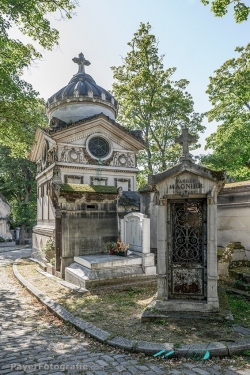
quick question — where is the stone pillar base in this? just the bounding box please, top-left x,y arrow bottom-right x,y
154,299 -> 219,312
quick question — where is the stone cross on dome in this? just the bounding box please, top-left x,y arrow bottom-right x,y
175,128 -> 197,163
72,53 -> 91,74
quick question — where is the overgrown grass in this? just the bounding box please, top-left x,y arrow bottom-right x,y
228,294 -> 250,328
15,259 -> 250,344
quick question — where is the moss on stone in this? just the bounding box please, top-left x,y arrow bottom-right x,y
226,242 -> 245,250
60,184 -> 118,194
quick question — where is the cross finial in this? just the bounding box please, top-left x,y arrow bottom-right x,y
72,53 -> 91,74
175,128 -> 197,163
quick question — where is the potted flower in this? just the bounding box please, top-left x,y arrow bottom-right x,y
114,239 -> 129,257
102,241 -> 117,255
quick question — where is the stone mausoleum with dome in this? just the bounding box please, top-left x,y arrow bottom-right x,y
30,53 -> 156,282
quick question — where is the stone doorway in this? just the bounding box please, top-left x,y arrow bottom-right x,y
167,199 -> 207,300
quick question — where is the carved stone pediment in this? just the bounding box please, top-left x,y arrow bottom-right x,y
60,146 -> 87,164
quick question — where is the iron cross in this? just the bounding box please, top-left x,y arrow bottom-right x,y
175,128 -> 197,158
72,53 -> 91,74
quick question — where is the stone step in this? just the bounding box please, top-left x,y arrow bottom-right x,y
229,267 -> 250,283
232,281 -> 250,292
65,262 -> 149,288
227,287 -> 250,298
74,253 -> 142,269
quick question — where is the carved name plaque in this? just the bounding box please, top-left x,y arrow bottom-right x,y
167,176 -> 203,197
126,217 -> 142,251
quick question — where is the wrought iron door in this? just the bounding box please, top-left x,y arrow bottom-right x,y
168,199 -> 207,299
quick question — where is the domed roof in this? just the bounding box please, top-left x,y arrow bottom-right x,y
46,53 -> 118,124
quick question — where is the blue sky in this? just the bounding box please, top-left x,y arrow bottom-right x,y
18,0 -> 249,154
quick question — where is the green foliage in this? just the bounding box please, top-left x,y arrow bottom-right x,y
0,146 -> 37,240
111,23 -> 204,175
200,0 -> 250,22
228,294 -> 250,328
0,0 -> 77,155
202,44 -> 250,180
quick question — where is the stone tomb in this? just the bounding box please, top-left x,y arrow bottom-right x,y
148,129 -> 225,312
120,212 -> 156,275
0,193 -> 12,244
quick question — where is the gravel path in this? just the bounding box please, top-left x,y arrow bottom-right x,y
0,248 -> 248,375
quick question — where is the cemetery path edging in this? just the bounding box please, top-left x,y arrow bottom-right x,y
13,258 -> 250,359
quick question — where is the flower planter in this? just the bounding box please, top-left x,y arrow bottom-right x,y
114,250 -> 127,257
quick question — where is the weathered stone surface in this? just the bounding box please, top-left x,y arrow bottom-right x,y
85,326 -> 111,343
175,342 -> 228,358
107,336 -> 136,351
135,341 -> 173,355
233,325 -> 250,336
227,339 -> 250,355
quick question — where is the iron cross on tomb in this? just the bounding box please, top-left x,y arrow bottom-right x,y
175,128 -> 197,162
72,53 -> 91,74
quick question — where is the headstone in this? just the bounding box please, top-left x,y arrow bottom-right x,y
120,212 -> 156,275
121,212 -> 149,253
148,128 -> 226,312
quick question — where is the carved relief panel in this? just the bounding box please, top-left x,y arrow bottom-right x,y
60,146 -> 87,164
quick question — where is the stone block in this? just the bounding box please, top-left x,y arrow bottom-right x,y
144,266 -> 157,275
135,341 -> 173,355
74,254 -> 142,269
107,336 -> 136,351
227,339 -> 250,356
85,326 -> 111,343
232,325 -> 250,336
175,342 -> 228,358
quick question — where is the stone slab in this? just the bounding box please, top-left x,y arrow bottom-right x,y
74,254 -> 142,269
154,299 -> 219,313
0,241 -> 15,247
175,342 -> 228,358
85,326 -> 111,343
135,341 -> 173,355
65,262 -> 144,286
107,336 -> 137,351
227,339 -> 250,355
233,325 -> 250,336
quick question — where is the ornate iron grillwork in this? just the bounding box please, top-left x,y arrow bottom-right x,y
171,201 -> 205,263
89,137 -> 109,158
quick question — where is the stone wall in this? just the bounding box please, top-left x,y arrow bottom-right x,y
217,181 -> 250,252
61,206 -> 118,259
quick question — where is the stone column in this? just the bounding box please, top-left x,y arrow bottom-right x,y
120,218 -> 124,242
55,209 -> 62,274
156,202 -> 167,300
207,194 -> 219,309
142,217 -> 150,254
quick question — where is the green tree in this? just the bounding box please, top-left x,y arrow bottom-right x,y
111,22 -> 204,175
202,43 -> 250,180
0,146 -> 37,244
200,0 -> 250,23
0,0 -> 76,155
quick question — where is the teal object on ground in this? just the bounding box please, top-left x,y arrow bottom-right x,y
162,350 -> 175,358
